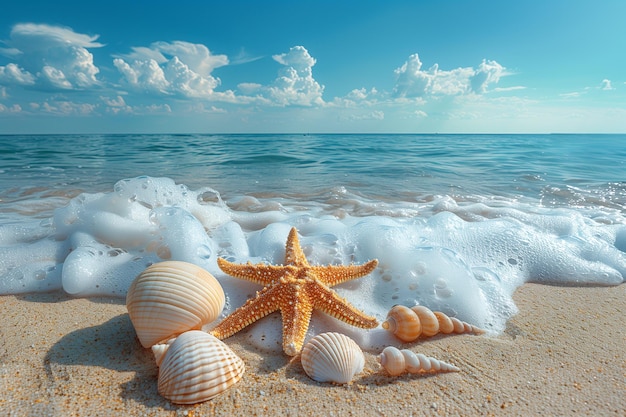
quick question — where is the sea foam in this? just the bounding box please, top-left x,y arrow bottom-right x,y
1,176 -> 624,351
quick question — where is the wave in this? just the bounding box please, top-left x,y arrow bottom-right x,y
1,176 -> 624,351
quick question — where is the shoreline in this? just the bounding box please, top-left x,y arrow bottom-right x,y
1,283 -> 624,416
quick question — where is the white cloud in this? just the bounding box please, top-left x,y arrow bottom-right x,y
237,82 -> 263,94
393,53 -> 505,98
0,63 -> 35,86
0,23 -> 102,90
40,65 -> 72,89
470,59 -> 505,93
153,41 -> 228,76
0,103 -> 22,113
164,56 -> 220,97
8,23 -> 103,49
101,95 -> 132,114
393,54 -> 431,97
340,110 -> 385,121
264,46 -> 324,106
330,87 -> 381,108
143,103 -> 172,113
113,58 -> 170,93
114,41 -> 228,99
38,100 -> 97,115
185,102 -> 227,114
560,91 -> 581,99
117,42 -> 228,76
492,86 -> 526,92
601,79 -> 613,90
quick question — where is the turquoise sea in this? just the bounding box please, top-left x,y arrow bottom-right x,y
1,133 -> 625,347
2,134 -> 625,215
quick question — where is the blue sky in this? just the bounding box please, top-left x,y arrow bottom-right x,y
1,0 -> 625,133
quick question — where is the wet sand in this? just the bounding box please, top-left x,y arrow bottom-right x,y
1,283 -> 624,416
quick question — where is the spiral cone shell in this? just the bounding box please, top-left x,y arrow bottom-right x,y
381,305 -> 421,342
126,261 -> 225,348
301,332 -> 365,384
157,330 -> 245,404
382,304 -> 484,342
378,346 -> 460,376
411,305 -> 439,337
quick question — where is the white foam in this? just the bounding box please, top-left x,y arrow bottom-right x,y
1,176 -> 624,351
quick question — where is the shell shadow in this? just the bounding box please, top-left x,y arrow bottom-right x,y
43,313 -> 172,409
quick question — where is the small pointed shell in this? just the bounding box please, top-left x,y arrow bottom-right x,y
301,332 -> 365,384
126,261 -> 225,348
378,346 -> 460,376
382,304 -> 484,342
157,330 -> 245,404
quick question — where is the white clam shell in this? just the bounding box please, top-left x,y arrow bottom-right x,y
301,332 -> 365,384
126,261 -> 225,348
157,330 -> 245,404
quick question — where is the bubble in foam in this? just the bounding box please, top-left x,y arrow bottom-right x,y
149,206 -> 215,266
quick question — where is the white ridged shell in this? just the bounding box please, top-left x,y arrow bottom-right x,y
157,330 -> 245,404
126,261 -> 225,348
378,346 -> 460,376
301,332 -> 365,384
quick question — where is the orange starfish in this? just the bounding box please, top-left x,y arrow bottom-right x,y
210,227 -> 379,356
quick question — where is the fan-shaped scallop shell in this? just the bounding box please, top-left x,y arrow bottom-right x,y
381,305 -> 484,343
126,261 -> 225,348
301,332 -> 365,384
157,330 -> 245,404
378,346 -> 460,376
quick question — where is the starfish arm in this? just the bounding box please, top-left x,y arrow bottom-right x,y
217,257 -> 289,285
310,259 -> 378,287
284,227 -> 310,267
278,286 -> 314,356
311,283 -> 379,329
210,284 -> 282,340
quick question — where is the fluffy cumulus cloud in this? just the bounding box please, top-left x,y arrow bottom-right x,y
0,63 -> 36,86
393,53 -> 505,98
0,23 -> 102,90
266,46 -> 324,106
113,41 -> 229,99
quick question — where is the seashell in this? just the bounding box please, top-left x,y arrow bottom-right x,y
157,330 -> 245,404
411,305 -> 440,336
381,305 -> 484,343
126,261 -> 225,348
152,337 -> 176,367
301,332 -> 365,384
378,346 -> 460,376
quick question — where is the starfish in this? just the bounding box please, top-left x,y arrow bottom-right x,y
210,227 -> 379,356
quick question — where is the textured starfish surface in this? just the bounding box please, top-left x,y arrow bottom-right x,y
210,227 -> 379,356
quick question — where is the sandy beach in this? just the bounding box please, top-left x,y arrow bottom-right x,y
1,283 -> 624,416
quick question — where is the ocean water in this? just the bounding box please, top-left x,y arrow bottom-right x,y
1,134 -> 625,351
